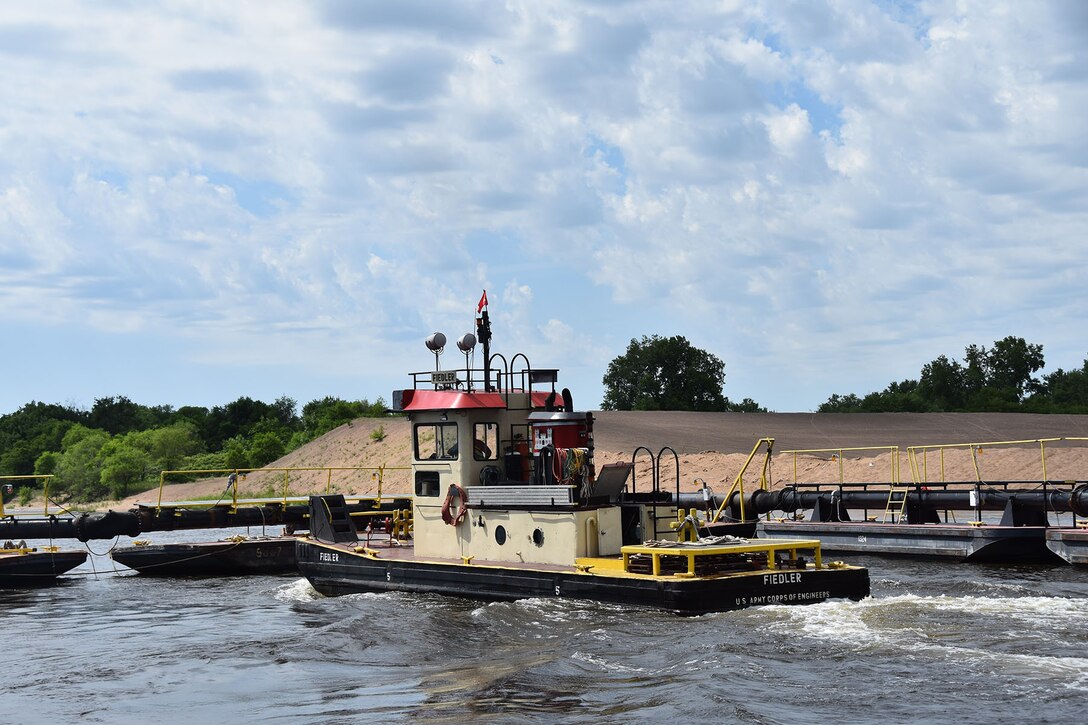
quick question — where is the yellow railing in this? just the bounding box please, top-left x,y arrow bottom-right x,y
906,438 -> 1064,485
779,445 -> 900,486
907,436 -> 1088,526
155,465 -> 411,511
0,474 -> 54,518
708,437 -> 775,523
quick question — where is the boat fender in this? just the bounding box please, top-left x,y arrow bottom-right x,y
441,484 -> 469,526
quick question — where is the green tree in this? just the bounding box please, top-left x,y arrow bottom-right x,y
0,402 -> 83,475
984,336 -> 1045,399
89,396 -> 144,435
99,442 -> 152,499
601,335 -> 738,411
297,396 -> 387,444
221,435 -> 250,471
34,450 -> 59,475
1031,358 -> 1088,412
247,431 -> 285,468
53,426 -> 111,501
818,393 -> 862,413
820,336 -> 1053,413
918,355 -> 966,410
146,423 -> 201,471
725,397 -> 767,413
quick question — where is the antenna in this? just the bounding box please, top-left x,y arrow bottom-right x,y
425,332 -> 446,371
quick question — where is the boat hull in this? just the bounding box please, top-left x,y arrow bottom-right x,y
110,537 -> 298,576
758,520 -> 1057,563
295,539 -> 870,615
0,550 -> 87,586
1045,528 -> 1088,565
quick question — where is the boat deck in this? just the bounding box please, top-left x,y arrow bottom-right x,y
321,536 -> 829,580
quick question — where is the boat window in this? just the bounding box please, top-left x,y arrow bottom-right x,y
415,422 -> 458,460
473,422 -> 498,461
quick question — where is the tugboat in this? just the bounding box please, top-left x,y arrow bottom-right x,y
295,294 -> 870,614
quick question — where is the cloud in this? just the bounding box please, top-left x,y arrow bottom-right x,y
1,0 -> 1086,414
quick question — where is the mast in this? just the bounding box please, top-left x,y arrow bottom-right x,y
476,290 -> 492,391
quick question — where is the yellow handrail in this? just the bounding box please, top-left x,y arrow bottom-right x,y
905,438 -> 1064,485
708,437 -> 774,523
779,445 -> 900,486
0,474 -> 54,518
155,465 -> 411,513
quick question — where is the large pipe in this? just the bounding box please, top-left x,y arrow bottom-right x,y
674,483 -> 1088,520
0,499 -> 410,542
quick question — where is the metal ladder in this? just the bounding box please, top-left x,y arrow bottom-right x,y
882,487 -> 911,523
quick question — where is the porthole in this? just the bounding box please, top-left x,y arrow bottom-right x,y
532,528 -> 545,547
495,525 -> 507,546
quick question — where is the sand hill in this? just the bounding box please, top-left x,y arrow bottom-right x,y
117,412 -> 1088,508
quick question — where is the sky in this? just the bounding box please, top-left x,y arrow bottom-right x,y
1,0 -> 1086,416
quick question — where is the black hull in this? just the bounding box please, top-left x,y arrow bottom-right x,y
1046,528 -> 1088,565
0,550 -> 87,586
110,538 -> 298,576
295,540 -> 870,615
758,520 -> 1059,563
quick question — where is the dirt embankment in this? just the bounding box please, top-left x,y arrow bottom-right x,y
101,412 -> 1088,509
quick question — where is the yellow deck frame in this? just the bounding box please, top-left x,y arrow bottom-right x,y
619,538 -> 823,578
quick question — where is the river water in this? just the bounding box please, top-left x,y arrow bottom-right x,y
4,528 -> 1087,724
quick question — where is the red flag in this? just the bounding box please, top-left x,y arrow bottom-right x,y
477,290 -> 488,312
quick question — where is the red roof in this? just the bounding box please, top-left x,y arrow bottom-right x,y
399,389 -> 554,411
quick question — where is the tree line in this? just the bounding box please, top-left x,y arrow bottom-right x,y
0,395 -> 389,503
819,336 -> 1088,413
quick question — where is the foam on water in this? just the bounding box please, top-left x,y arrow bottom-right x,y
759,592 -> 1088,693
273,577 -> 323,602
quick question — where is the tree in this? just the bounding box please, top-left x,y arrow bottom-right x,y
52,426 -> 111,500
985,336 -> 1045,400
1032,357 -> 1088,412
0,402 -> 83,475
725,397 -> 767,413
819,393 -> 862,413
247,431 -> 285,468
819,336 -> 1059,413
601,335 -> 735,411
221,435 -> 250,471
99,442 -> 152,499
297,396 -> 387,445
146,423 -> 201,471
89,396 -> 144,435
918,354 -> 966,410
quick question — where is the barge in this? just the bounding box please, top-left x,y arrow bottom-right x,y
110,535 -> 299,576
0,542 -> 87,586
730,441 -> 1088,563
295,294 -> 870,614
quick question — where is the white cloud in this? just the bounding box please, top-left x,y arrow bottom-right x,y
1,0 -> 1086,414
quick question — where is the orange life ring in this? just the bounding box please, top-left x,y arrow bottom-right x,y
441,484 -> 469,526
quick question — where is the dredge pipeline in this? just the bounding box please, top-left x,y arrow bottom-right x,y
676,482 -> 1088,523
0,498 -> 410,542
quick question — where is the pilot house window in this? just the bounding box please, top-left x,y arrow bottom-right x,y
415,422 -> 458,460
473,422 -> 498,461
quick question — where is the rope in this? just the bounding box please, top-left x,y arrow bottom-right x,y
551,447 -> 589,485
